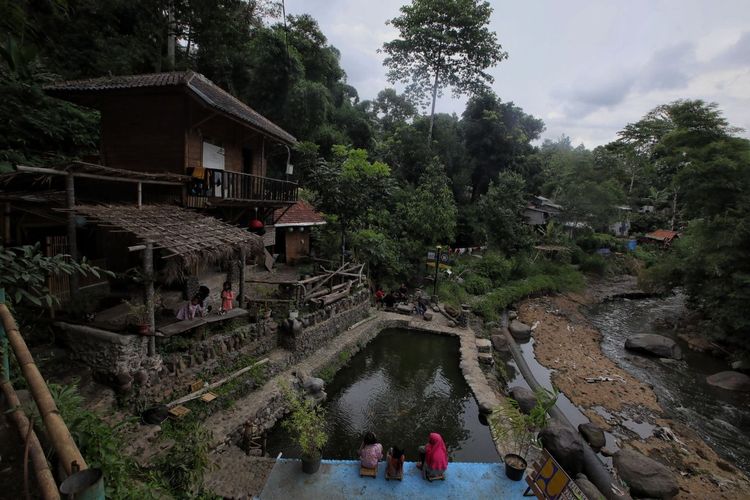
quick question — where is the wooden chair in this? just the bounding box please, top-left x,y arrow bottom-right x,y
385,468 -> 403,481
359,465 -> 378,478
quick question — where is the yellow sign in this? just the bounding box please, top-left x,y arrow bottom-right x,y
524,450 -> 587,499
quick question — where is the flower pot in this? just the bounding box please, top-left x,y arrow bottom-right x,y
503,453 -> 527,481
301,452 -> 322,474
137,323 -> 151,335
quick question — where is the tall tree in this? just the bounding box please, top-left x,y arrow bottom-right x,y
381,0 -> 507,144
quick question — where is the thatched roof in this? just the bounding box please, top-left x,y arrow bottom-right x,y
67,204 -> 264,280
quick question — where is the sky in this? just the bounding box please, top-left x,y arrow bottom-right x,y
285,0 -> 750,148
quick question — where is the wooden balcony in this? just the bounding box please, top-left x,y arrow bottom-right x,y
185,168 -> 298,208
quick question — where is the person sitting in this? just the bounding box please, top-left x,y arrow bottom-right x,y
398,283 -> 408,297
176,295 -> 204,320
383,292 -> 396,309
417,432 -> 448,480
358,431 -> 383,471
385,446 -> 405,480
374,286 -> 385,309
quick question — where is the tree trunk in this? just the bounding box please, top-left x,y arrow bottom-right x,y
670,189 -> 678,230
167,4 -> 176,68
427,70 -> 440,146
65,173 -> 79,296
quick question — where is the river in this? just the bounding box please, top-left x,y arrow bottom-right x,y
585,293 -> 750,475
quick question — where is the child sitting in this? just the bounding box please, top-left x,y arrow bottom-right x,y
176,295 -> 204,320
386,446 -> 405,479
220,281 -> 235,315
358,431 -> 383,470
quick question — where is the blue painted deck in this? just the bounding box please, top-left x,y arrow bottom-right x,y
259,459 -> 528,499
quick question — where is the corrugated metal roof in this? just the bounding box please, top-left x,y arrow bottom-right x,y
644,229 -> 680,241
44,71 -> 296,145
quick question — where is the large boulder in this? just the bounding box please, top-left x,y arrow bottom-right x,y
575,474 -> 606,500
614,448 -> 679,499
509,320 -> 532,341
476,338 -> 492,354
706,371 -> 750,392
539,422 -> 585,475
509,386 -> 537,414
303,377 -> 325,394
578,422 -> 606,451
491,334 -> 509,352
624,334 -> 682,360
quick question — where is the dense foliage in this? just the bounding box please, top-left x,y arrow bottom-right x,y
2,2 -> 749,352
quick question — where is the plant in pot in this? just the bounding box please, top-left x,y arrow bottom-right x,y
123,298 -> 151,335
489,388 -> 557,481
281,384 -> 328,474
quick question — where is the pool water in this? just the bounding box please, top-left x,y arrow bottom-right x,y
266,328 -> 500,463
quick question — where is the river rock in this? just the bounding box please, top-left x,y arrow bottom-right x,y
478,352 -> 494,365
539,422 -> 585,475
578,422 -> 606,451
613,448 -> 679,499
575,473 -> 606,500
509,320 -> 532,341
509,386 -> 537,414
423,311 -> 433,321
624,334 -> 682,360
508,310 -> 518,320
303,377 -> 325,394
731,360 -> 750,373
706,371 -> 750,392
476,338 -> 492,354
491,334 -> 509,352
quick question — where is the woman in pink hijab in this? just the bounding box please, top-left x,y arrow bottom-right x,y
417,432 -> 448,479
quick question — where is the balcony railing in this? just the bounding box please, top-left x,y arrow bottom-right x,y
187,168 -> 298,206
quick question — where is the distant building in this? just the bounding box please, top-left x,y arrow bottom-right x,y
641,229 -> 680,247
610,205 -> 632,237
524,196 -> 563,226
273,200 -> 326,264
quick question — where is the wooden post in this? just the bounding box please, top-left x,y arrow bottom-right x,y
143,241 -> 156,356
238,246 -> 247,308
137,182 -> 143,209
66,173 -> 79,295
3,202 -> 10,244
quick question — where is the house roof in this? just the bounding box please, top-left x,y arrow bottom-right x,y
44,71 -> 296,145
273,200 -> 326,227
643,229 -> 680,242
65,204 -> 264,281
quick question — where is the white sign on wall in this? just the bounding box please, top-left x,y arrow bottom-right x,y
202,141 -> 225,170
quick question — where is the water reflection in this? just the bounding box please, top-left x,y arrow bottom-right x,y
266,329 -> 499,462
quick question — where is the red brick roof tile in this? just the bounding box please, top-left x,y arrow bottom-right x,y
273,200 -> 326,227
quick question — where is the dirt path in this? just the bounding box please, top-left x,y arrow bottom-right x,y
518,293 -> 750,499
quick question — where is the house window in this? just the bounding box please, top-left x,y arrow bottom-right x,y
202,141 -> 225,170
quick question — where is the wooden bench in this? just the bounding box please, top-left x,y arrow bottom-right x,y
385,469 -> 403,481
359,465 -> 378,478
426,472 -> 445,482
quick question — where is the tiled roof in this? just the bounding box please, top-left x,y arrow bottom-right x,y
273,200 -> 326,227
44,71 -> 296,144
644,229 -> 680,241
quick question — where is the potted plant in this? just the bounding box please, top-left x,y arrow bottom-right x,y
123,298 -> 151,335
489,388 -> 557,481
281,384 -> 328,474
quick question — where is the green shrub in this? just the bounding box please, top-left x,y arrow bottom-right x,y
438,280 -> 470,309
472,252 -> 512,284
578,254 -> 608,276
463,274 -> 493,295
576,233 -> 626,253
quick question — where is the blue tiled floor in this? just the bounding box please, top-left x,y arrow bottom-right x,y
259,459 -> 528,499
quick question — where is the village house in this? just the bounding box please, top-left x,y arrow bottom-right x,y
523,195 -> 563,226
273,200 -> 326,264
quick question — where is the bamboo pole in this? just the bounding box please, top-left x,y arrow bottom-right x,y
144,242 -> 155,357
0,380 -> 61,500
167,358 -> 269,407
0,303 -> 87,475
66,173 -> 79,295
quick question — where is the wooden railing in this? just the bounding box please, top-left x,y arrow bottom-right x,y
187,168 -> 298,204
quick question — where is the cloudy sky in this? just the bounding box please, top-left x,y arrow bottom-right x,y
285,0 -> 750,147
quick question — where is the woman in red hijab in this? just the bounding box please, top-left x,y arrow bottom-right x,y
417,432 -> 448,479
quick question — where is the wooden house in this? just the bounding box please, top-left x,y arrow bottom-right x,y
273,200 -> 326,264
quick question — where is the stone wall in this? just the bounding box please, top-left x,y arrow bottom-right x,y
279,289 -> 370,361
57,323 -> 152,378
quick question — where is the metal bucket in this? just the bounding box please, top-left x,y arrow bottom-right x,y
59,468 -> 104,500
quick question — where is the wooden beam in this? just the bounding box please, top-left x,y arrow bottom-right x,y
15,165 -> 184,186
137,182 -> 142,208
65,173 -> 79,295
143,242 -> 156,357
238,246 -> 247,307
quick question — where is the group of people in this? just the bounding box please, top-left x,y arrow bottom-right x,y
175,281 -> 236,320
373,284 -> 428,316
358,431 -> 448,480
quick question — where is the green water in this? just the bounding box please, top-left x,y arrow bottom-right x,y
266,328 -> 499,462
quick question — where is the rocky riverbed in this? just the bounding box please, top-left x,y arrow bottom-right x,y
518,290 -> 750,499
